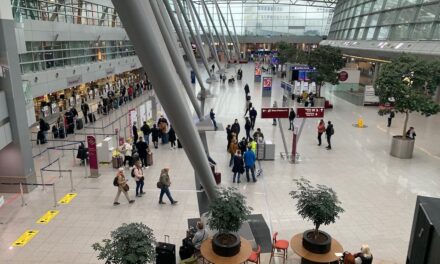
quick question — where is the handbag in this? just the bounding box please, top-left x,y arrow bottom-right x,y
156,181 -> 163,189
123,184 -> 129,192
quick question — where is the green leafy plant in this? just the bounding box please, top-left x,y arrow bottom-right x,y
276,41 -> 307,66
207,187 -> 252,233
92,223 -> 156,264
375,55 -> 440,137
290,178 -> 344,239
308,46 -> 345,97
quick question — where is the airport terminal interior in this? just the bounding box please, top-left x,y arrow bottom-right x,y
1,0 -> 440,264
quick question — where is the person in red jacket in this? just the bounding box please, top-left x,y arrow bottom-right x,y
317,119 -> 326,146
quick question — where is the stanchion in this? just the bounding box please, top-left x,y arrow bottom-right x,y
69,170 -> 74,192
84,158 -> 88,178
38,142 -> 42,159
52,183 -> 57,207
19,182 -> 26,207
57,159 -> 62,178
72,148 -> 75,164
48,149 -> 51,163
40,169 -> 46,191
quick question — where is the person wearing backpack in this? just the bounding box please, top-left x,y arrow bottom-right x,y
388,110 -> 395,127
133,161 -> 145,197
325,121 -> 334,150
113,168 -> 135,205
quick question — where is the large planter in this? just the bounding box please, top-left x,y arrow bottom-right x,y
302,230 -> 332,254
314,97 -> 326,108
212,232 -> 241,257
390,136 -> 415,159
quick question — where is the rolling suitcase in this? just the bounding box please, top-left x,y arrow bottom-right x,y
147,152 -> 153,166
177,139 -> 183,149
179,245 -> 194,261
76,118 -> 83,130
156,235 -> 176,264
58,127 -> 66,139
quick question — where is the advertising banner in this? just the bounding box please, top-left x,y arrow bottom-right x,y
254,68 -> 262,82
87,135 -> 99,177
261,108 -> 290,119
263,77 -> 272,91
296,107 -> 325,118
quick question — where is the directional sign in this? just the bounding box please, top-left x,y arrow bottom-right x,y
261,108 -> 290,119
296,107 -> 325,118
11,230 -> 39,247
36,210 -> 59,224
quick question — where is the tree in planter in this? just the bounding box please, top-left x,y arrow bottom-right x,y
308,46 -> 345,97
289,178 -> 344,239
92,222 -> 156,264
375,55 -> 440,138
276,42 -> 307,67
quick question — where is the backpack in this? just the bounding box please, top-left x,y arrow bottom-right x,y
131,168 -> 136,178
331,127 -> 335,135
113,176 -> 119,186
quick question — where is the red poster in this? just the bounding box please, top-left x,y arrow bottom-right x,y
261,108 -> 289,119
263,77 -> 272,90
296,107 -> 325,118
87,136 -> 98,170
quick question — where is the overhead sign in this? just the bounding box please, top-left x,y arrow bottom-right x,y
261,107 -> 289,119
296,107 -> 325,118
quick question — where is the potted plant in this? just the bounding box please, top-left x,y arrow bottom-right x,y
92,222 -> 156,264
375,55 -> 440,159
289,178 -> 344,254
308,46 -> 345,106
207,187 -> 252,257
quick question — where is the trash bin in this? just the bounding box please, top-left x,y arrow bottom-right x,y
190,70 -> 196,84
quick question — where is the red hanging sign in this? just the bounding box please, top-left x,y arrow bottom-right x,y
261,108 -> 290,119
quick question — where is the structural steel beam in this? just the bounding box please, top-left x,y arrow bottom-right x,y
213,0 -> 239,60
111,0 -> 217,201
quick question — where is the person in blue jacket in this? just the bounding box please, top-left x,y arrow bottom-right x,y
243,147 -> 257,182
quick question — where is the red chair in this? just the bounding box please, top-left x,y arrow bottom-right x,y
247,245 -> 261,264
269,232 -> 289,264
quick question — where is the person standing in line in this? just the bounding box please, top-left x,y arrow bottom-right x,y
253,128 -> 264,142
244,99 -> 252,117
226,124 -> 232,151
248,138 -> 257,154
249,107 -> 257,130
388,110 -> 395,127
168,125 -> 177,149
244,147 -> 257,182
210,109 -> 218,130
81,101 -> 89,124
325,121 -> 334,150
114,168 -> 135,205
272,101 -> 278,125
406,127 -> 416,139
232,150 -> 244,183
151,124 -> 160,149
158,168 -> 178,205
244,83 -> 250,97
244,117 -> 252,141
228,136 -> 238,167
132,122 -> 139,144
238,137 -> 248,156
231,119 -> 241,139
140,121 -> 151,145
121,139 -> 133,168
136,137 -> 148,168
288,108 -> 296,130
133,161 -> 145,197
317,119 -> 326,146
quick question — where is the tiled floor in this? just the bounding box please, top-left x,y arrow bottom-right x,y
1,62 -> 440,264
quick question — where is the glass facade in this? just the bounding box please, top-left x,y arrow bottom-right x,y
328,0 -> 440,41
19,41 -> 135,74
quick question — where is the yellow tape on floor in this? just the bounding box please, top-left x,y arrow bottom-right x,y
36,210 -> 59,224
58,193 -> 77,204
11,230 -> 39,247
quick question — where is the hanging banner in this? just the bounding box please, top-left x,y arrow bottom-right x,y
87,135 -> 99,177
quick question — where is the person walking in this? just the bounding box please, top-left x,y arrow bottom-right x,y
288,108 -> 296,130
210,109 -> 218,130
228,137 -> 238,167
232,150 -> 244,183
121,139 -> 133,168
244,117 -> 252,141
249,107 -> 257,130
81,101 -> 89,124
114,168 -> 135,205
244,147 -> 257,182
244,99 -> 252,117
132,122 -> 139,144
158,168 -> 178,205
133,160 -> 145,197
211,64 -> 215,73
317,119 -> 326,146
151,124 -> 160,149
231,119 -> 241,139
168,125 -> 177,149
226,124 -> 232,151
140,121 -> 151,145
272,101 -> 278,125
244,83 -> 250,97
136,137 -> 148,168
388,110 -> 395,127
325,121 -> 334,150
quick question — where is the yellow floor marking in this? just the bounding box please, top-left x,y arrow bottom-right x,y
11,230 -> 39,247
58,193 -> 77,204
36,210 -> 59,224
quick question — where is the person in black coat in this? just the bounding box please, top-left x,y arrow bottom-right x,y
288,108 -> 296,130
244,83 -> 250,96
249,107 -> 257,130
238,137 -> 248,155
135,137 -> 148,168
244,117 -> 252,140
168,125 -> 177,149
151,124 -> 160,149
325,121 -> 334,150
132,122 -> 139,143
226,124 -> 232,151
140,121 -> 151,145
231,119 -> 240,138
232,150 -> 244,183
81,102 -> 89,124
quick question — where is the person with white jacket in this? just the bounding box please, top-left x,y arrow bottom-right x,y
121,139 -> 133,168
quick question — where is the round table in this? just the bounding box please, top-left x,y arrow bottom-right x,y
290,233 -> 343,264
200,237 -> 253,264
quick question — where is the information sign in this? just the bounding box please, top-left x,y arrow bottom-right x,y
296,107 -> 325,118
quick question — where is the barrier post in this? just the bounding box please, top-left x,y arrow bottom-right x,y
72,148 -> 75,164
69,170 -> 74,192
52,183 -> 57,207
19,182 -> 26,207
40,169 -> 46,191
38,142 -> 42,159
47,149 -> 51,163
84,158 -> 88,178
57,159 -> 62,178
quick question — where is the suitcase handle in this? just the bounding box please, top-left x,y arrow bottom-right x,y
164,235 -> 170,243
